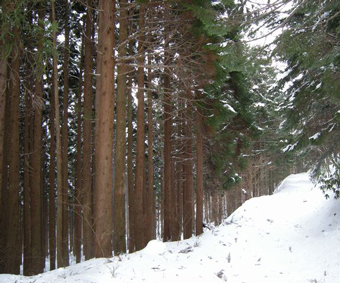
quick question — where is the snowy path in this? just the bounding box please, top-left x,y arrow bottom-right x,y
1,173 -> 339,283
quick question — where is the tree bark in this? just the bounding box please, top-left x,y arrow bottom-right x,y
0,34 -> 8,275
113,0 -> 128,255
49,75 -> 56,270
74,34 -> 84,264
83,0 -> 94,260
146,48 -> 155,243
127,40 -> 135,253
51,0 -> 65,269
0,54 -> 7,221
135,3 -> 146,251
61,0 -> 70,266
0,64 -> 10,274
196,111 -> 204,236
7,27 -> 21,275
94,0 -> 115,258
183,94 -> 193,239
31,8 -> 44,273
163,3 -> 172,242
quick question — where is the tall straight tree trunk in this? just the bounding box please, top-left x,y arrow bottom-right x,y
135,3 -> 146,251
163,3 -> 172,242
83,0 -> 94,260
23,61 -> 32,276
61,0 -> 70,267
41,159 -> 48,268
94,0 -> 115,258
183,93 -> 193,239
49,77 -> 56,270
175,98 -> 185,239
113,0 -> 128,255
196,110 -> 204,236
146,48 -> 155,243
0,67 -> 11,272
51,0 -> 65,269
7,27 -> 21,275
0,53 -> 7,222
23,9 -> 34,274
0,8 -> 10,272
31,8 -> 44,273
127,40 -> 135,253
74,35 -> 84,264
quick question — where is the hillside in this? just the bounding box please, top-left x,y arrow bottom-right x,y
1,172 -> 339,283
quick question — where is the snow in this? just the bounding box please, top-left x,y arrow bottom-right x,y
1,173 -> 340,282
309,132 -> 321,140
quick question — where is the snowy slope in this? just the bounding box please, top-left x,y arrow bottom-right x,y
1,172 -> 339,283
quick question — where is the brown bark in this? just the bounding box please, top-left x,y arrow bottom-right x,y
127,41 -> 135,253
163,3 -> 172,242
49,76 -> 56,270
51,0 -> 65,269
146,50 -> 155,243
135,3 -> 146,251
94,0 -> 115,258
196,111 -> 204,236
74,35 -> 84,264
60,0 -> 70,266
218,193 -> 223,225
41,163 -> 48,267
0,68 -> 12,273
7,28 -> 21,274
23,62 -> 32,275
183,95 -> 194,239
113,0 -> 128,255
176,99 -> 185,239
0,65 -> 10,274
83,0 -> 94,260
23,9 -> 35,274
31,8 -> 44,273
0,55 -> 7,217
212,190 -> 217,224
175,152 -> 183,240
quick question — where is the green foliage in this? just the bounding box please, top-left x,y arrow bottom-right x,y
268,0 -> 340,193
311,157 -> 340,199
0,0 -> 26,58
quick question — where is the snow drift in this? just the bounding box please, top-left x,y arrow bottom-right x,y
1,172 -> 339,283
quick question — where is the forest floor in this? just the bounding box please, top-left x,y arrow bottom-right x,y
1,172 -> 340,283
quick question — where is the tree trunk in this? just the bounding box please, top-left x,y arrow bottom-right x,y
74,34 -> 84,264
183,94 -> 193,239
0,54 -> 7,224
83,0 -> 94,260
31,9 -> 44,273
7,27 -> 21,275
135,2 -> 147,250
146,49 -> 155,243
0,79 -> 10,274
94,0 -> 115,258
127,40 -> 135,253
196,111 -> 204,236
0,8 -> 10,273
51,0 -> 65,269
135,3 -> 146,251
113,0 -> 128,255
176,98 -> 185,239
49,75 -> 56,270
23,61 -> 33,276
61,0 -> 70,267
163,3 -> 172,242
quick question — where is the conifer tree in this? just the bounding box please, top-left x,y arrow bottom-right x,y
135,3 -> 146,251
94,0 -> 115,258
114,0 -> 128,255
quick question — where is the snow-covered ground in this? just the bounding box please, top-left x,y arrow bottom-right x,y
1,172 -> 339,283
